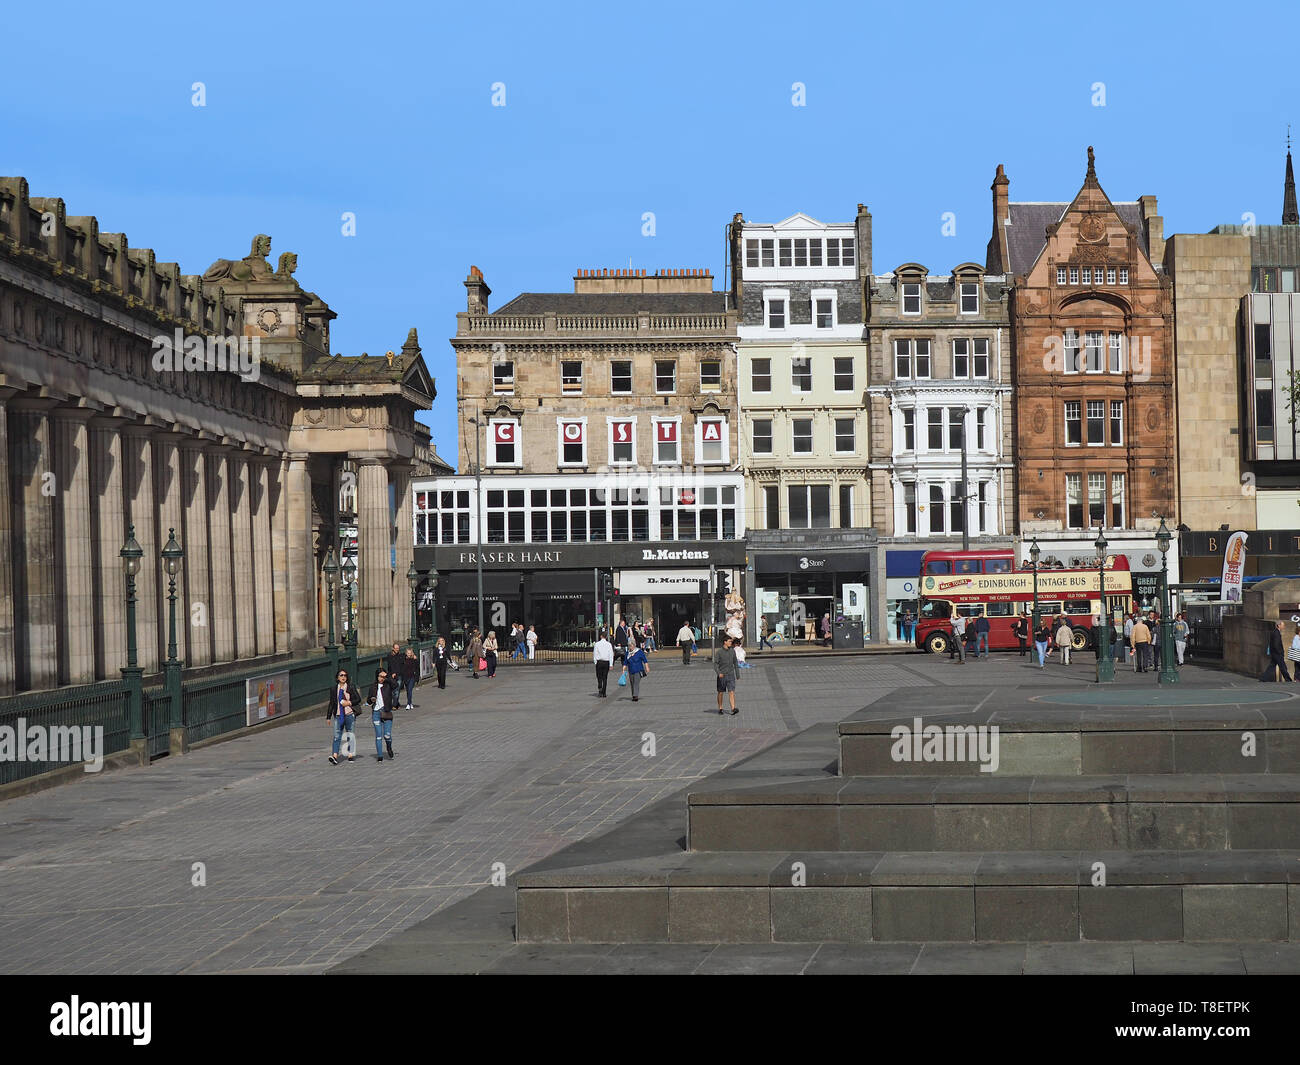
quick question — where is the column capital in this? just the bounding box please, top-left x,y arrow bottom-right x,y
177,430 -> 220,453
50,404 -> 99,424
352,453 -> 390,467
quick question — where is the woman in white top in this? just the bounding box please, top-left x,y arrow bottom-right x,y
1289,630 -> 1300,683
526,624 -> 538,660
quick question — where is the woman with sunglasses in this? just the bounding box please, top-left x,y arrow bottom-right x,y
326,668 -> 362,765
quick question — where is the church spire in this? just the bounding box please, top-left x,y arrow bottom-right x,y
1284,127 -> 1299,226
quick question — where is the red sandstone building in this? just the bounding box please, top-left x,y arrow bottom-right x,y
988,148 -> 1177,557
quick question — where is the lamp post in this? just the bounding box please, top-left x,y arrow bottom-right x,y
1156,516 -> 1179,685
407,560 -> 420,643
1029,536 -> 1042,638
323,545 -> 339,652
119,526 -> 144,742
468,414 -> 485,638
1095,527 -> 1114,683
161,529 -> 185,734
342,554 -> 357,647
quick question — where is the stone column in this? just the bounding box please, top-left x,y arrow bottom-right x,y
10,401 -> 58,691
206,446 -> 236,663
89,417 -> 127,681
122,425 -> 160,675
285,453 -> 316,651
0,390 -> 17,695
357,458 -> 391,648
390,460 -> 414,641
154,432 -> 186,666
179,439 -> 211,667
230,451 -> 256,659
269,454 -> 291,653
52,408 -> 96,685
251,455 -> 275,657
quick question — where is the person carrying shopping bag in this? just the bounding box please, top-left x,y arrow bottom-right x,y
467,629 -> 483,680
622,640 -> 649,702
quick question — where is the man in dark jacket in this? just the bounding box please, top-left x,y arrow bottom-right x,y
1260,621 -> 1292,682
387,642 -> 405,682
974,614 -> 991,659
613,621 -> 630,664
714,636 -> 739,716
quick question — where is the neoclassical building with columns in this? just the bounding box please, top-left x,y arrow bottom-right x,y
0,176 -> 437,696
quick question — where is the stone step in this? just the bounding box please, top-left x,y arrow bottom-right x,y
685,774 -> 1300,852
515,849 -> 1300,944
838,704 -> 1300,777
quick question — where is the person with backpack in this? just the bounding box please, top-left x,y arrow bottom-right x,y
622,639 -> 649,702
326,668 -> 362,765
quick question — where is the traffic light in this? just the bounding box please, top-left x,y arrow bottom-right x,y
716,570 -> 730,597
600,572 -> 612,599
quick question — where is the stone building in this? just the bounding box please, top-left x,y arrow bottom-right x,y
0,176 -> 434,695
1166,146 -> 1300,582
864,260 -> 1015,641
987,148 -> 1178,603
415,265 -> 744,646
729,209 -> 874,645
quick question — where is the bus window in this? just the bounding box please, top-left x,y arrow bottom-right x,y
985,559 -> 1011,573
985,602 -> 1013,617
920,600 -> 951,619
955,558 -> 981,574
924,561 -> 951,575
956,603 -> 983,617
1038,601 -> 1062,616
1065,600 -> 1092,615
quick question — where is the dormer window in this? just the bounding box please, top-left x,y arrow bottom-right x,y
902,283 -> 922,315
959,282 -> 979,314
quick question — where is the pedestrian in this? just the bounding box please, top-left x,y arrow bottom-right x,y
903,608 -> 915,645
484,630 -> 499,678
1033,618 -> 1051,668
1260,620 -> 1292,682
467,628 -> 483,679
367,666 -> 397,761
951,613 -> 967,664
677,620 -> 695,665
510,622 -> 524,660
387,641 -> 404,683
633,621 -> 645,648
895,607 -> 905,641
402,647 -> 418,710
1288,627 -> 1300,683
593,630 -> 614,697
974,613 -> 991,659
714,634 -> 740,716
1124,613 -> 1136,670
1012,614 -> 1027,657
821,612 -> 832,648
1055,618 -> 1072,666
613,619 -> 630,665
326,667 -> 361,765
622,638 -> 649,701
1131,615 -> 1152,673
526,624 -> 538,660
643,619 -> 657,652
433,636 -> 450,689
1173,613 -> 1189,667
759,615 -> 774,651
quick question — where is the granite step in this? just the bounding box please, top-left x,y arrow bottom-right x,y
838,705 -> 1300,777
685,774 -> 1300,852
515,849 -> 1300,944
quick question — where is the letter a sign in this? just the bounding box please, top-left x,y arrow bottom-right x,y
562,422 -> 584,443
702,420 -> 722,441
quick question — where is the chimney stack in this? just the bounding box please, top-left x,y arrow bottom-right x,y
465,265 -> 491,315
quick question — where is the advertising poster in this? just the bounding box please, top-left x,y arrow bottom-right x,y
245,671 -> 291,726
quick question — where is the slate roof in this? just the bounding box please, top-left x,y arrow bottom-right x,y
1001,202 -> 1149,276
492,292 -> 727,315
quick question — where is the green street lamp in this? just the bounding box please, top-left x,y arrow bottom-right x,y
407,560 -> 420,643
323,545 -> 339,651
1156,517 -> 1179,685
120,526 -> 144,741
1095,527 -> 1114,683
342,554 -> 357,647
162,529 -> 183,666
1029,537 -> 1042,637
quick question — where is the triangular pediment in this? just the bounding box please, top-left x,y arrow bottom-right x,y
772,212 -> 828,230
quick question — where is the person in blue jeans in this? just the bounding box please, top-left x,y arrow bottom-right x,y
974,614 -> 991,658
327,668 -> 361,765
367,667 -> 397,761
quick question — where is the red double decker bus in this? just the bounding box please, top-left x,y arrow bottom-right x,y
914,548 -> 1132,654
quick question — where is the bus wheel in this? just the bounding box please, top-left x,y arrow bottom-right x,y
925,632 -> 948,655
1071,629 -> 1090,652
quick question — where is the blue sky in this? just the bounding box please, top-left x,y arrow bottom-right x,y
4,0 -> 1295,462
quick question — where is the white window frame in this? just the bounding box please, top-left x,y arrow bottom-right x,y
1065,473 -> 1083,530
832,355 -> 855,393
894,338 -> 911,379
764,289 -> 789,331
1064,401 -> 1081,446
811,288 -> 837,329
953,338 -> 969,378
699,357 -> 722,392
1063,329 -> 1080,375
488,418 -> 521,467
959,282 -> 979,315
557,416 -> 588,467
1118,267 -> 1129,285
1069,266 -> 1079,285
1086,400 -> 1106,446
914,338 -> 931,379
611,360 -> 633,395
901,408 -> 915,451
695,417 -> 729,465
901,282 -> 922,315
492,361 -> 515,395
607,417 -> 637,466
791,354 -> 813,393
1084,331 -> 1104,374
833,416 -> 855,454
751,417 -> 773,456
561,360 -> 584,394
1056,266 -> 1068,285
1109,333 -> 1124,373
1110,400 -> 1124,445
972,337 -> 990,378
791,416 -> 814,455
1111,472 -> 1126,528
654,359 -> 677,395
1106,267 -> 1117,285
750,357 -> 772,393
651,416 -> 682,465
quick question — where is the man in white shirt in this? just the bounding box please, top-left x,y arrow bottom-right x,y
677,622 -> 696,666
593,634 -> 614,697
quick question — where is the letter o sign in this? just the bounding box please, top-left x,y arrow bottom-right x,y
563,422 -> 583,442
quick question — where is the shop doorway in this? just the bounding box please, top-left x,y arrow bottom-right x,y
656,595 -> 700,644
